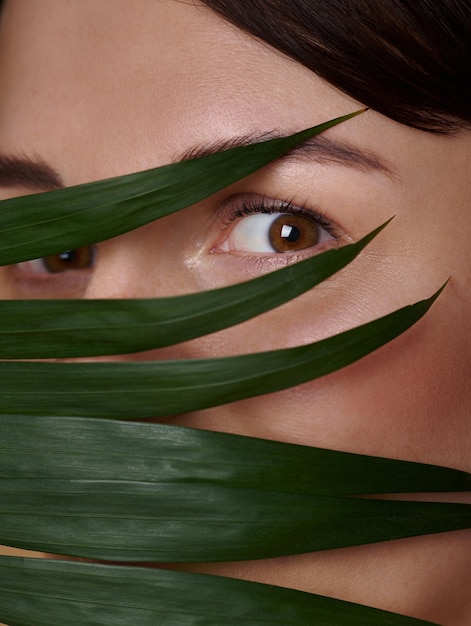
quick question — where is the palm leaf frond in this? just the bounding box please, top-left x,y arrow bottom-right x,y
0,114 -> 468,626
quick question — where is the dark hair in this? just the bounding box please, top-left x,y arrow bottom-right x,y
201,0 -> 471,133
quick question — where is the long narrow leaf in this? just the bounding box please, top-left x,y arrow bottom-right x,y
0,287 -> 442,417
0,479 -> 469,561
1,416 -> 469,496
0,113 -> 361,265
0,557 -> 439,626
0,225 -> 384,359
0,106 -> 458,626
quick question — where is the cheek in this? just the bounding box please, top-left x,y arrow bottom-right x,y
314,316 -> 469,469
179,300 -> 470,472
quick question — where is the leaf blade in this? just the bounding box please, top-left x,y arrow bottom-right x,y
0,287 -> 443,418
0,113 -> 362,265
0,478 -> 469,561
0,225 -> 384,358
1,416 -> 469,496
0,557 -> 440,626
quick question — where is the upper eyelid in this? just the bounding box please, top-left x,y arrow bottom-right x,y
218,194 -> 339,237
232,198 -> 303,217
221,194 -> 321,220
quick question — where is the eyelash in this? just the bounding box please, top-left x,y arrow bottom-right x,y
221,195 -> 337,236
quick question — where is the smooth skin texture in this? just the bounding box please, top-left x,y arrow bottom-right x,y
0,1 -> 469,624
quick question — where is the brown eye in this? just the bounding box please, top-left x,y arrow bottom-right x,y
42,247 -> 96,273
268,214 -> 320,252
15,246 -> 97,277
221,211 -> 334,254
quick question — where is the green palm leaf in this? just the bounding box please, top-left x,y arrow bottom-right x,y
2,416 -> 468,496
0,114 -> 467,626
0,557 -> 440,626
0,113 -> 361,266
1,478 -> 469,562
0,286 -> 442,418
0,225 -> 383,359
2,416 -> 468,562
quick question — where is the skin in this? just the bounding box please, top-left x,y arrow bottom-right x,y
0,0 -> 470,623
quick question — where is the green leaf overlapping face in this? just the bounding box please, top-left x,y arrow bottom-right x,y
1,415 -> 469,565
0,113 -> 362,266
0,225 -> 383,359
0,113 -> 469,626
0,287 -> 443,418
2,416 -> 468,495
0,557 -> 442,626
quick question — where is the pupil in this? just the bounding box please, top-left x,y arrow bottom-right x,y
280,224 -> 300,242
58,251 -> 77,263
43,247 -> 94,273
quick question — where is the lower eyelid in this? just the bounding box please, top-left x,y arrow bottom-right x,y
211,239 -> 340,269
6,264 -> 94,298
235,247 -> 333,274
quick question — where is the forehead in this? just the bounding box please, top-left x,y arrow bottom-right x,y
0,0 -> 352,183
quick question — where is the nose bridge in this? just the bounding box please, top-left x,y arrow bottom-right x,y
84,218 -> 200,301
83,230 -> 159,300
83,249 -> 140,300
80,240 -> 199,363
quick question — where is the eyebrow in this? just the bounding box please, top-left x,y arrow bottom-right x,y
177,131 -> 395,177
0,154 -> 63,190
0,130 -> 394,193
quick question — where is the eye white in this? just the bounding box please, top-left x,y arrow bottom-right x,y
221,213 -> 286,253
220,212 -> 333,253
16,258 -> 53,275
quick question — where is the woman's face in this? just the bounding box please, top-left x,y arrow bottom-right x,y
0,0 -> 469,622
